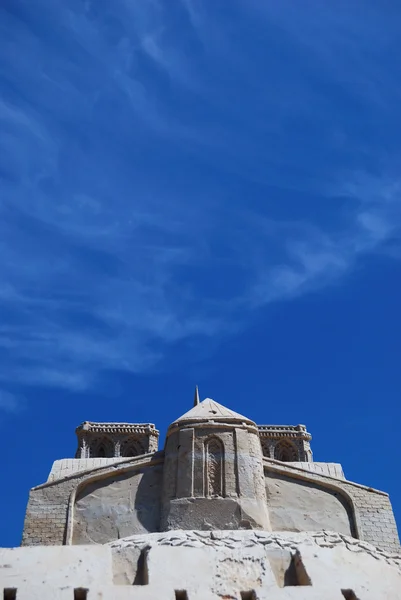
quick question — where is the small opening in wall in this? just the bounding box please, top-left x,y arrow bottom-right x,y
175,591 -> 188,600
74,588 -> 88,600
341,590 -> 359,600
133,546 -> 150,585
3,589 -> 17,600
284,551 -> 312,586
240,592 -> 256,600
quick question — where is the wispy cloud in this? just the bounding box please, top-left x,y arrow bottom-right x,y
248,183 -> 401,307
0,0 -> 400,393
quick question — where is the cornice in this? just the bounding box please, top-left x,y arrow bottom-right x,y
75,421 -> 159,437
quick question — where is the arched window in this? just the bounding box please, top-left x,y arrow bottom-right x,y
205,437 -> 224,497
274,440 -> 298,462
261,440 -> 272,458
120,438 -> 144,458
90,436 -> 114,458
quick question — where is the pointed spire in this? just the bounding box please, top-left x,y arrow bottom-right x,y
193,385 -> 200,406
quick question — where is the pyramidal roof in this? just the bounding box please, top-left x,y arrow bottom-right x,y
172,398 -> 254,425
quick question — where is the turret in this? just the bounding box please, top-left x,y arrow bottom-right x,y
161,394 -> 271,531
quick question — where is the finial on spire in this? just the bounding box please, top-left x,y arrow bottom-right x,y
194,385 -> 200,406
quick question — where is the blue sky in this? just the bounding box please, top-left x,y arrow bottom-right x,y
1,0 -> 400,546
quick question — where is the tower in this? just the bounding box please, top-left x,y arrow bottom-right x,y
258,424 -> 313,461
75,421 -> 159,458
161,397 -> 271,531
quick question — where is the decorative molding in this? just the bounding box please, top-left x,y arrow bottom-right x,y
109,529 -> 401,572
258,424 -> 312,441
75,422 -> 159,436
205,437 -> 224,498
